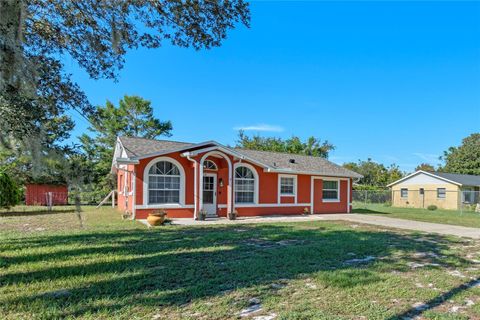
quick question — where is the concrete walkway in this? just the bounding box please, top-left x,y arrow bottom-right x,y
146,213 -> 480,239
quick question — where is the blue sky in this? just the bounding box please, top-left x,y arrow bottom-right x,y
65,1 -> 480,172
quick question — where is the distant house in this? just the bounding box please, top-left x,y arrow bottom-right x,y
111,136 -> 362,220
387,170 -> 480,210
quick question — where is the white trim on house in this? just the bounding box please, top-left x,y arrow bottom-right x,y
142,156 -> 186,207
136,204 -> 195,209
347,178 -> 351,213
199,151 -> 233,214
265,168 -> 359,179
234,203 -> 311,208
387,170 -> 462,187
234,162 -> 259,205
278,174 -> 297,204
132,167 -> 137,219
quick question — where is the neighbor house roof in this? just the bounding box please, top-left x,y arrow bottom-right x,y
432,172 -> 480,186
116,136 -> 362,179
387,170 -> 480,187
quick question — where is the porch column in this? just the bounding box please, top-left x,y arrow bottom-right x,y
199,159 -> 204,214
227,159 -> 233,214
194,160 -> 199,219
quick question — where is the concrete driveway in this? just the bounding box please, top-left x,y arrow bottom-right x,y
163,213 -> 480,239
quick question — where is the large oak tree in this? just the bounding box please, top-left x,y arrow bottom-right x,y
0,0 -> 249,183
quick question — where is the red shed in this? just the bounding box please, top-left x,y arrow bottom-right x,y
25,184 -> 68,206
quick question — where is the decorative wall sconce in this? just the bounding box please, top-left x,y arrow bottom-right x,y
219,178 -> 224,188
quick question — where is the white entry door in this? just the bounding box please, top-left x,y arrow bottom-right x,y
203,173 -> 217,216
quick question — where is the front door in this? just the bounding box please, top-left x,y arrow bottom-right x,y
203,173 -> 217,216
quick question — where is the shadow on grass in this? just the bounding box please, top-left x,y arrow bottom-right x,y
0,223 -> 474,318
387,277 -> 480,320
351,208 -> 390,215
0,209 -> 77,217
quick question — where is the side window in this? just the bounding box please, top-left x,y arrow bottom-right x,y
322,180 -> 339,201
400,188 -> 408,198
437,188 -> 446,199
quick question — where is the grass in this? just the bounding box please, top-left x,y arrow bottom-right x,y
0,207 -> 479,319
353,202 -> 480,228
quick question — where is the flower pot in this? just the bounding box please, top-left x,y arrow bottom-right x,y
147,213 -> 166,226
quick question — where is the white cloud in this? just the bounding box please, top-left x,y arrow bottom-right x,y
412,152 -> 440,163
233,124 -> 284,132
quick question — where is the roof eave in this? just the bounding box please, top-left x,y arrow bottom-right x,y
131,141 -> 219,160
387,170 -> 463,187
265,167 -> 362,179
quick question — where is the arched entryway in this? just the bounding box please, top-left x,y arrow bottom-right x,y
199,151 -> 233,217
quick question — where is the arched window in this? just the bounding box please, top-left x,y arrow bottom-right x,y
203,160 -> 218,170
148,161 -> 181,204
235,166 -> 256,203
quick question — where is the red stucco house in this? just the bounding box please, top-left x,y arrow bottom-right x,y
112,136 -> 362,220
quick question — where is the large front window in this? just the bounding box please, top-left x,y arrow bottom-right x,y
235,166 -> 255,203
148,161 -> 181,204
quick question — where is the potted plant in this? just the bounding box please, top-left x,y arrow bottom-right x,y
147,209 -> 167,226
228,210 -> 238,220
198,209 -> 207,221
303,207 -> 310,215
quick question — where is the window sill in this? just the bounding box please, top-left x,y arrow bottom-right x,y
136,204 -> 193,209
322,199 -> 340,203
280,194 -> 295,197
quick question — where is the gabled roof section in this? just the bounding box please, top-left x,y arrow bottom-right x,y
115,136 -> 363,178
235,148 -> 363,178
387,170 -> 480,187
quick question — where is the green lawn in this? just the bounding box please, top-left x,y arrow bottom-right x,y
353,202 -> 480,228
1,207 -> 479,319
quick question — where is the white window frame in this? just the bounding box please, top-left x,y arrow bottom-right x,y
203,159 -> 218,170
233,162 -> 259,204
400,188 -> 408,198
278,174 -> 297,203
143,156 -> 186,208
437,188 -> 446,199
322,179 -> 340,202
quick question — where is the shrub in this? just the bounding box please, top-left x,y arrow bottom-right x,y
0,171 -> 20,209
427,205 -> 437,211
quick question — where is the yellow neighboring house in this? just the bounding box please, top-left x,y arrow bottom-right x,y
387,170 -> 480,210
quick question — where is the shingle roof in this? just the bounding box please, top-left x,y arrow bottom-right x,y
234,148 -> 362,178
432,172 -> 480,186
118,136 -> 194,158
117,137 -> 362,178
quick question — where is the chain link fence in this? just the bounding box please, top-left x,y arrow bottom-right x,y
353,189 -> 480,214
